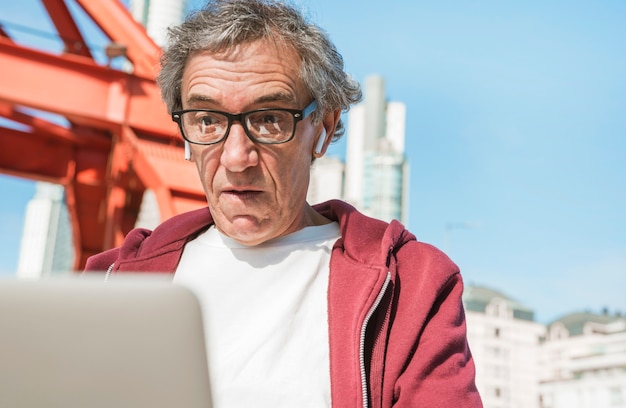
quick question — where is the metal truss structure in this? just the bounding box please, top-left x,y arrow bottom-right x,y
0,0 -> 205,269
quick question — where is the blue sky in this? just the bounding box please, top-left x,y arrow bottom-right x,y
1,0 -> 625,323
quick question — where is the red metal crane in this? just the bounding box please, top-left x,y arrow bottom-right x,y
0,0 -> 206,269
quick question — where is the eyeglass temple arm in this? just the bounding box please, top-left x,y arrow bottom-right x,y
302,100 -> 318,118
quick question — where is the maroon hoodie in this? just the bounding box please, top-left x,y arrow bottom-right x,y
86,199 -> 482,408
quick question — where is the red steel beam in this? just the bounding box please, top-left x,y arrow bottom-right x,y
0,24 -> 12,40
0,0 -> 207,269
0,37 -> 175,136
121,127 -> 206,220
0,121 -> 112,269
0,102 -> 110,150
0,126 -> 76,183
75,0 -> 161,79
41,0 -> 93,58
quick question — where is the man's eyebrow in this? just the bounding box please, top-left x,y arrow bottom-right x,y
184,92 -> 297,108
185,94 -> 217,106
253,93 -> 297,105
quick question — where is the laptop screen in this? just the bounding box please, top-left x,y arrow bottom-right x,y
0,277 -> 212,408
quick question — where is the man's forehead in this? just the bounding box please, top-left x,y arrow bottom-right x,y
189,38 -> 300,64
182,40 -> 309,108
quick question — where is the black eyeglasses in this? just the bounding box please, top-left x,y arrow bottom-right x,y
171,100 -> 317,145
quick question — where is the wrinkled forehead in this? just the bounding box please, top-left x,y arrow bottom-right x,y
189,31 -> 301,64
181,38 -> 310,109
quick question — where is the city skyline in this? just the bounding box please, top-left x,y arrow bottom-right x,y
1,0 -> 625,325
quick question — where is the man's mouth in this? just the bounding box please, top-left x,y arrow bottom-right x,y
223,189 -> 262,200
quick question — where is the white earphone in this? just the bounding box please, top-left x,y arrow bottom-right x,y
315,129 -> 327,155
184,140 -> 191,161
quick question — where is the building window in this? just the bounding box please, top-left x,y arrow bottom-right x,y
549,322 -> 569,340
539,393 -> 553,408
486,299 -> 511,319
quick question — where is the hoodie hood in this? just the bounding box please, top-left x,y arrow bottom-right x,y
86,200 -> 414,274
315,200 -> 415,269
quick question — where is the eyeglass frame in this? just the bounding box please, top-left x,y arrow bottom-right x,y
171,100 -> 318,146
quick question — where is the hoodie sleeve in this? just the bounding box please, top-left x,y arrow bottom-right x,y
385,243 -> 483,407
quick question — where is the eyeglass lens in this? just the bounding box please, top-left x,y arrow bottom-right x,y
182,110 -> 295,144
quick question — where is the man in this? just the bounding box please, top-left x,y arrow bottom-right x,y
86,0 -> 482,407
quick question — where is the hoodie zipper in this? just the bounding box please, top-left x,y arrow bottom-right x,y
104,263 -> 115,282
359,270 -> 391,408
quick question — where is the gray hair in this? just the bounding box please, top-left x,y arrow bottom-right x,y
157,0 -> 362,140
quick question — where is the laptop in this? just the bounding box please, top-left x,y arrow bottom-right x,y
0,276 -> 212,408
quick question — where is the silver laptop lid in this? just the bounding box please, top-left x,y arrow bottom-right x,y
0,278 -> 212,408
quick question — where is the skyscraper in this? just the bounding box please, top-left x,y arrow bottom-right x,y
344,75 -> 409,223
307,156 -> 344,205
17,182 -> 74,278
129,0 -> 188,46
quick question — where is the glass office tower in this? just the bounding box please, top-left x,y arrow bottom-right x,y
345,75 -> 409,223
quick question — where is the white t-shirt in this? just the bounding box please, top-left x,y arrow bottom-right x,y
173,222 -> 340,408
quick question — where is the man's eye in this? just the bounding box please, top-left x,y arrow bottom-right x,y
260,113 -> 281,124
201,115 -> 220,125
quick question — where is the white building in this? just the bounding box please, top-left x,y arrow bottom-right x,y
129,0 -> 188,46
539,312 -> 626,408
345,75 -> 409,224
307,156 -> 344,205
17,182 -> 74,278
463,285 -> 546,408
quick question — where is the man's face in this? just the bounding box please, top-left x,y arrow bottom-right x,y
180,39 -> 329,245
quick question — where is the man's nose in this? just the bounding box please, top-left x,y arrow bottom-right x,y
219,122 -> 259,172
